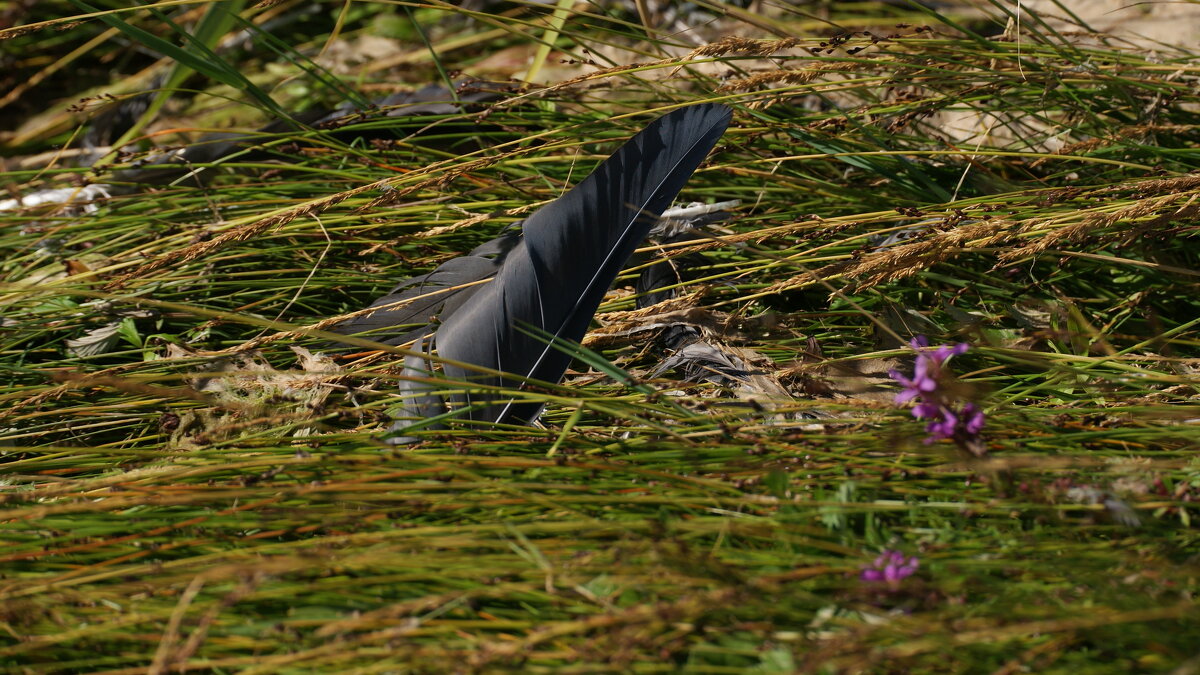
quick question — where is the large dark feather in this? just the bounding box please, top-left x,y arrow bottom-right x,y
330,230 -> 519,346
388,331 -> 449,443
431,103 -> 732,424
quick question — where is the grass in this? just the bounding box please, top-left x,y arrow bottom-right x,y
1,1 -> 1199,672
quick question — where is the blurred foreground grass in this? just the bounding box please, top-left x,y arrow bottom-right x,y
1,1 -> 1199,672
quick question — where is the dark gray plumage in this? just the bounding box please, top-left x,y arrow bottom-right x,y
333,231 -> 520,347
338,103 -> 732,431
438,104 -> 732,424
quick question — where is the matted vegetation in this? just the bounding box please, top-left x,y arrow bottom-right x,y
1,1 -> 1198,672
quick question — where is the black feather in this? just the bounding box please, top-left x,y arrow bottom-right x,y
330,230 -> 519,346
428,103 -> 732,424
388,331 -> 449,444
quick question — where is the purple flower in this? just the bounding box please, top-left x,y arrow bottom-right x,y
924,407 -> 958,442
888,337 -> 968,406
912,401 -> 940,420
890,363 -> 935,404
889,336 -> 985,447
961,403 -> 985,435
860,549 -> 920,587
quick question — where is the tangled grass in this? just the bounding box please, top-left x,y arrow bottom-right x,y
1,1 -> 1198,672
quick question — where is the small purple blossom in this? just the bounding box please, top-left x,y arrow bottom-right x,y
924,407 -> 958,439
889,336 -> 985,448
860,550 -> 920,588
960,402 -> 985,435
890,337 -> 967,404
